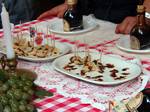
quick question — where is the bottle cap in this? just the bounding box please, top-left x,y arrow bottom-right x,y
67,0 -> 77,5
137,5 -> 145,13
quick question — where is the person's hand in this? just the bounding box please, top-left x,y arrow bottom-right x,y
37,3 -> 68,20
115,16 -> 136,34
144,0 -> 150,12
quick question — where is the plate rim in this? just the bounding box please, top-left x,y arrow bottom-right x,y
49,17 -> 99,35
116,37 -> 150,54
52,52 -> 142,85
0,41 -> 71,62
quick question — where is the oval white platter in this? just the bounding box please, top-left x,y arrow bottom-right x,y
116,36 -> 150,54
0,33 -> 71,62
49,16 -> 98,35
52,52 -> 142,85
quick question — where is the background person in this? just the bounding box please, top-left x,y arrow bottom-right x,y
38,0 -> 150,34
0,0 -> 64,28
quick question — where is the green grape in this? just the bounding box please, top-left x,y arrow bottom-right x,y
25,80 -> 33,87
23,86 -> 30,92
18,81 -> 24,88
7,90 -> 15,99
21,75 -> 28,81
0,87 -> 3,93
0,71 -> 42,112
28,89 -> 34,96
0,81 -> 3,86
0,102 -> 3,111
14,89 -> 23,100
22,92 -> 30,100
19,104 -> 26,111
11,83 -> 19,89
11,106 -> 19,112
26,104 -> 34,112
11,73 -> 18,78
19,100 -> 27,105
7,79 -> 16,86
1,95 -> 9,105
10,100 -> 19,112
3,105 -> 11,112
2,83 -> 9,92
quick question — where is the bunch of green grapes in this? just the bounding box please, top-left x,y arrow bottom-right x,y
0,72 -> 37,112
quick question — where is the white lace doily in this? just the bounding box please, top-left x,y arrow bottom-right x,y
21,57 -> 148,111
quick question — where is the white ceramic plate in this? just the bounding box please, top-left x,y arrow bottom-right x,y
49,16 -> 98,35
116,36 -> 150,54
52,52 -> 141,85
19,42 -> 71,62
0,33 -> 71,62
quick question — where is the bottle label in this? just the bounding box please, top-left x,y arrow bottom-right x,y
126,92 -> 143,112
137,5 -> 144,13
130,36 -> 140,50
63,19 -> 70,32
67,0 -> 77,5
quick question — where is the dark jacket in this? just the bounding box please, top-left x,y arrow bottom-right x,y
77,0 -> 140,23
0,0 -> 34,28
0,0 -> 64,28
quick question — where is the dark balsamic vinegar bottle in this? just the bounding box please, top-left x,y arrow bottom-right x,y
63,0 -> 83,32
127,88 -> 150,112
130,5 -> 150,50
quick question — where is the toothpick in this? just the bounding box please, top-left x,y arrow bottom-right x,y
76,40 -> 80,56
41,29 -> 45,45
53,34 -> 55,48
84,39 -> 89,57
48,26 -> 53,47
29,26 -> 31,41
108,101 -> 113,112
46,25 -> 49,45
19,20 -> 23,38
99,48 -> 103,63
73,37 -> 77,57
35,26 -> 38,33
87,45 -> 90,56
17,33 -> 20,41
84,39 -> 87,56
29,26 -> 33,41
52,33 -> 55,48
33,26 -> 38,47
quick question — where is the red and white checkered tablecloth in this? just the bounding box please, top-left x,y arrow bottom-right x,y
34,89 -> 101,112
0,19 -> 104,112
0,19 -> 150,112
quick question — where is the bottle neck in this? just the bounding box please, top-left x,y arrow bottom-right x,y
67,4 -> 76,10
137,12 -> 145,26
